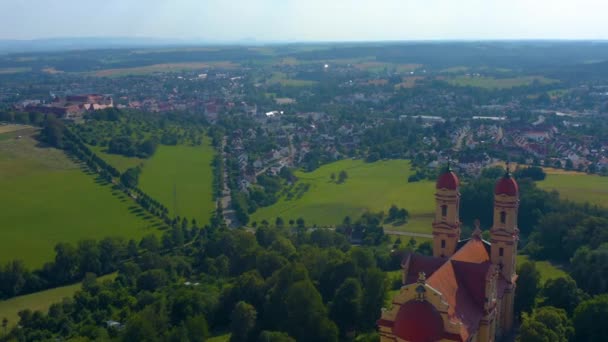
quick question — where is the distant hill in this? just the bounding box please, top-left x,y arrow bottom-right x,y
0,37 -> 203,53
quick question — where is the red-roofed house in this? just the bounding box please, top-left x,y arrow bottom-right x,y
378,166 -> 519,342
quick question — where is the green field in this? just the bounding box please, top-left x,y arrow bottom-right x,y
139,143 -> 216,225
0,274 -> 116,329
537,173 -> 608,208
268,72 -> 317,87
517,255 -> 568,284
0,130 -> 161,267
90,145 -> 144,172
447,75 -> 558,89
251,159 -> 435,232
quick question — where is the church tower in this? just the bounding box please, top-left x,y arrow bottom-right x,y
432,164 -> 461,258
490,165 -> 519,333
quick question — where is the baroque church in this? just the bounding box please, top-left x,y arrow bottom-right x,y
378,165 -> 519,342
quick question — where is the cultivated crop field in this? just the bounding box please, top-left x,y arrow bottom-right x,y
447,75 -> 558,89
0,130 -> 161,267
139,142 -> 216,225
251,159 -> 436,232
90,61 -> 238,77
537,172 -> 608,208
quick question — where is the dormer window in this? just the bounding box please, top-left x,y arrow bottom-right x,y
441,205 -> 448,217
500,211 -> 506,224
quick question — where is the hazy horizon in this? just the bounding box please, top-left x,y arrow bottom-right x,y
2,0 -> 608,41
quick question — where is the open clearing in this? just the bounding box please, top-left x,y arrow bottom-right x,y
395,76 -> 425,89
0,274 -> 115,329
537,173 -> 608,208
208,333 -> 231,342
91,61 -> 238,77
268,72 -> 317,87
251,159 -> 435,232
0,124 -> 32,134
447,75 -> 558,89
0,130 -> 161,268
90,145 -> 144,173
139,142 -> 216,225
517,255 -> 567,284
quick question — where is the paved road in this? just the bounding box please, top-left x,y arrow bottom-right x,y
453,126 -> 470,151
219,137 -> 240,228
383,230 -> 433,239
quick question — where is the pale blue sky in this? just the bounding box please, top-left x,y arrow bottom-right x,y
1,0 -> 607,41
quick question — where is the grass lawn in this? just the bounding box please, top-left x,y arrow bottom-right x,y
385,269 -> 403,304
447,75 -> 558,89
537,173 -> 608,208
386,234 -> 432,247
517,255 -> 568,284
251,159 -> 435,232
0,131 -> 162,268
0,274 -> 116,329
384,215 -> 434,235
90,145 -> 144,172
139,142 -> 216,226
0,124 -> 34,134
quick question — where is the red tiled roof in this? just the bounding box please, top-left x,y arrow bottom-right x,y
495,175 -> 518,196
425,239 -> 492,341
450,238 -> 491,264
393,239 -> 509,342
452,260 -> 492,308
392,301 -> 444,342
403,253 -> 446,284
436,170 -> 459,190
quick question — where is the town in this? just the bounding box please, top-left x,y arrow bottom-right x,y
1,40 -> 608,342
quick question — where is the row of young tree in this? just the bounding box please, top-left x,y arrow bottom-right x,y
42,116 -> 171,224
54,108 -> 207,165
43,115 -> 208,231
0,117 -> 209,299
2,222 -> 392,342
0,110 -> 46,126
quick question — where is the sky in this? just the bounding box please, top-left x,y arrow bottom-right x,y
1,0 -> 608,41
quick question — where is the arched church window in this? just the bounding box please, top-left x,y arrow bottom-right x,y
441,239 -> 446,248
499,247 -> 504,257
500,211 -> 506,224
441,205 -> 448,217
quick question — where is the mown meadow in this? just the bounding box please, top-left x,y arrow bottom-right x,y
0,129 -> 160,268
251,159 -> 436,233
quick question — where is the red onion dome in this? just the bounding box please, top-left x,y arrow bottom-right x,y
393,300 -> 444,342
436,168 -> 459,190
495,173 -> 519,196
